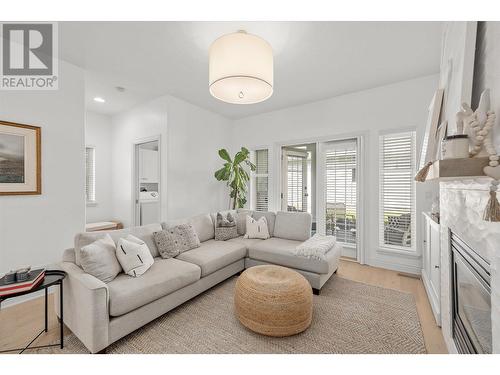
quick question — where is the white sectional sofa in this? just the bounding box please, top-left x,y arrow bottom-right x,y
56,210 -> 341,353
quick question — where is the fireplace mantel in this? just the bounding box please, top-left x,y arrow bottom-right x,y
426,157 -> 489,181
439,179 -> 500,353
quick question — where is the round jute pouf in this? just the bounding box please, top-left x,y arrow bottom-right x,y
234,265 -> 313,337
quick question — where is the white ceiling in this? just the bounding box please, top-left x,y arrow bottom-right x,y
59,22 -> 443,119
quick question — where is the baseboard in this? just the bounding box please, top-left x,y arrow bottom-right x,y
366,258 -> 421,276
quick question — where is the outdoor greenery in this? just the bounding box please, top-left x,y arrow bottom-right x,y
214,147 -> 256,209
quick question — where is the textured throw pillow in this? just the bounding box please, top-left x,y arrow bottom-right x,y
244,215 -> 270,240
116,235 -> 154,277
80,234 -> 122,283
153,224 -> 200,259
214,212 -> 238,241
216,211 -> 236,227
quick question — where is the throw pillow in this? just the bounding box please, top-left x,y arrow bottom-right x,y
116,235 -> 154,277
153,224 -> 200,259
244,215 -> 270,240
80,234 -> 122,283
214,212 -> 238,241
216,211 -> 236,227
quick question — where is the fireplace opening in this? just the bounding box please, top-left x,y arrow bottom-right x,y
451,232 -> 492,354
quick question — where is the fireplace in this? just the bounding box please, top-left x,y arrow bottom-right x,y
451,231 -> 492,353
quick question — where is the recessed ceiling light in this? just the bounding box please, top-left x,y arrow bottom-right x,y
93,97 -> 105,103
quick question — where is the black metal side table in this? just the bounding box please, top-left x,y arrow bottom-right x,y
0,270 -> 66,354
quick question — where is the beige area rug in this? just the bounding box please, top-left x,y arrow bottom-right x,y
35,276 -> 426,354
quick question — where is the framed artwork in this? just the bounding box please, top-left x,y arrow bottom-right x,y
0,120 -> 41,195
418,89 -> 444,169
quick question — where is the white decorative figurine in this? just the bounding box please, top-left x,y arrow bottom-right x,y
458,89 -> 500,221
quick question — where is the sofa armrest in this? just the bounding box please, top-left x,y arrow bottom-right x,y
54,262 -> 109,353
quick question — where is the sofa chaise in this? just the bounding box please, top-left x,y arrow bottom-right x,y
55,210 -> 341,353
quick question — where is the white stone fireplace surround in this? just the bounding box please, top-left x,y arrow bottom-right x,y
440,179 -> 500,353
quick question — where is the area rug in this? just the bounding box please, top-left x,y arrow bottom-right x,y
34,276 -> 426,354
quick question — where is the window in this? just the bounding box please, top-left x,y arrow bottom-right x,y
254,149 -> 269,211
324,140 -> 357,245
286,154 -> 306,212
379,131 -> 416,251
85,146 -> 96,204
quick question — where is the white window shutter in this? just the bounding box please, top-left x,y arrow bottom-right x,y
324,140 -> 357,245
85,147 -> 96,203
379,131 -> 416,251
254,149 -> 269,211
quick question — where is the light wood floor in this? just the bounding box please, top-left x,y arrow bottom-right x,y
0,260 -> 447,354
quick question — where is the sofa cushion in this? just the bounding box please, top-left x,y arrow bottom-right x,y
176,239 -> 246,277
273,211 -> 312,241
189,213 -> 215,242
228,236 -> 265,248
248,237 -> 333,274
107,258 -> 201,317
74,223 -> 162,266
236,209 -> 254,235
163,214 -> 214,243
252,211 -> 276,236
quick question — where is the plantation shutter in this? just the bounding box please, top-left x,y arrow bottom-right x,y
254,149 -> 269,211
85,147 -> 96,203
286,154 -> 306,212
324,140 -> 357,245
378,131 -> 416,251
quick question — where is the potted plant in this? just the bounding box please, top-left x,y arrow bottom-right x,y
215,147 -> 256,209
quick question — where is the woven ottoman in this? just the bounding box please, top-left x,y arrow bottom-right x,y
234,265 -> 313,337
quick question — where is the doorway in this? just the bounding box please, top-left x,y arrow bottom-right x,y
318,138 -> 359,259
133,137 -> 161,226
281,143 -> 316,232
280,137 -> 362,261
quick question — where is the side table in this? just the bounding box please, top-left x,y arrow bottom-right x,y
0,270 -> 66,353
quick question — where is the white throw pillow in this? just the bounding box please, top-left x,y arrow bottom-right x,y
244,215 -> 270,240
80,234 -> 122,283
116,235 -> 154,277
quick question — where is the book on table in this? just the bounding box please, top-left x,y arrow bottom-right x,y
0,269 -> 46,297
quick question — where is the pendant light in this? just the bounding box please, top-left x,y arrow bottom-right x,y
209,30 -> 273,104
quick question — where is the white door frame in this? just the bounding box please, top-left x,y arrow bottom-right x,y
281,148 -> 309,211
132,135 -> 162,227
274,132 -> 367,264
317,136 -> 364,262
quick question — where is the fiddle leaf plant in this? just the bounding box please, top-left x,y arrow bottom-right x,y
214,147 -> 256,209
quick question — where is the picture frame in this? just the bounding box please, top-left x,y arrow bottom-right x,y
418,89 -> 444,169
0,120 -> 41,195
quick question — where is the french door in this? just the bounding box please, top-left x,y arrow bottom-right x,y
318,138 -> 360,259
281,149 -> 309,212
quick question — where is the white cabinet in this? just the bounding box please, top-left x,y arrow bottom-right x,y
422,212 -> 441,325
139,149 -> 158,183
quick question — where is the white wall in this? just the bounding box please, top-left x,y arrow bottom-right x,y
0,61 -> 86,273
231,74 -> 439,274
163,95 -> 233,219
110,97 -> 168,228
85,111 -> 114,223
110,94 -> 233,227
